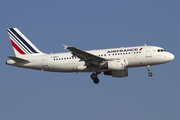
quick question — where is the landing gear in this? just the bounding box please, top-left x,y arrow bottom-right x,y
148,72 -> 153,77
91,72 -> 101,84
147,65 -> 153,77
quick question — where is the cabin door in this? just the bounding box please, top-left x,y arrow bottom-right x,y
42,56 -> 48,67
145,47 -> 152,57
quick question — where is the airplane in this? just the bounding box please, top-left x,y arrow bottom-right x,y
6,28 -> 174,84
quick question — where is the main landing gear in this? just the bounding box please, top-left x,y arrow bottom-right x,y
91,72 -> 101,84
147,65 -> 153,77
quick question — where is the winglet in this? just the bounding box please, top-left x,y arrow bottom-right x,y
63,44 -> 68,50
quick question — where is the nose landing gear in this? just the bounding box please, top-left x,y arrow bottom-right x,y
91,72 -> 101,84
147,65 -> 153,77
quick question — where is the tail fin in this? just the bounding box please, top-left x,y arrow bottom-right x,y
7,28 -> 44,57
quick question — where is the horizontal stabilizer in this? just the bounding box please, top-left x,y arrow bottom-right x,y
7,56 -> 30,63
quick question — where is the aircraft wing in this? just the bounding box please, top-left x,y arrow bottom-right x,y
63,45 -> 105,66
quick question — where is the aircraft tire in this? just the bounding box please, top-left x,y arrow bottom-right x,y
148,72 -> 153,77
93,78 -> 99,84
91,73 -> 97,79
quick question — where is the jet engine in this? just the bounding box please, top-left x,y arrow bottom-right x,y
100,59 -> 128,71
101,59 -> 128,77
104,69 -> 128,78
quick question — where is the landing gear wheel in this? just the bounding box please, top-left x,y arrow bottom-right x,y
147,65 -> 153,77
148,72 -> 153,77
91,73 -> 96,79
90,72 -> 101,84
93,78 -> 99,84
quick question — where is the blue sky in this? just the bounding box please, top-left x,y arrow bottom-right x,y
0,0 -> 180,120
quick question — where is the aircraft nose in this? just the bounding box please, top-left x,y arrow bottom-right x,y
169,53 -> 175,61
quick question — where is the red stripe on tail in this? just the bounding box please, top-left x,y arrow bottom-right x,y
10,40 -> 26,55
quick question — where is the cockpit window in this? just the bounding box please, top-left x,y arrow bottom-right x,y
158,49 -> 166,52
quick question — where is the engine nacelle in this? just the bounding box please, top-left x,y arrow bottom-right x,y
100,59 -> 127,71
108,60 -> 126,70
104,69 -> 128,78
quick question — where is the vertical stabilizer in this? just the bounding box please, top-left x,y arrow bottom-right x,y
7,28 -> 44,57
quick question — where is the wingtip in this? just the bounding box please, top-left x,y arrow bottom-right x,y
63,44 -> 68,49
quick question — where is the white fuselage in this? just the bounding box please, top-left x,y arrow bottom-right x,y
6,45 -> 174,73
6,28 -> 175,84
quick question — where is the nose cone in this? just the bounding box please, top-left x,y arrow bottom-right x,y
165,52 -> 174,62
156,52 -> 174,64
169,53 -> 175,61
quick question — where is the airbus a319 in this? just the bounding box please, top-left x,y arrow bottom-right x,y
6,28 -> 174,84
